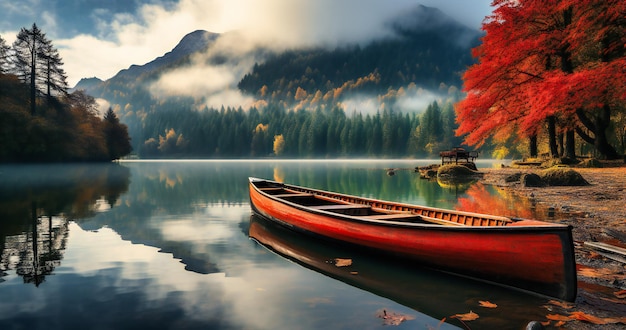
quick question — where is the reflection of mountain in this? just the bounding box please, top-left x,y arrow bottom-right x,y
0,164 -> 131,285
249,214 -> 549,329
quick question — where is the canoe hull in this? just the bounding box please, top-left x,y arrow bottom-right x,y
248,178 -> 577,301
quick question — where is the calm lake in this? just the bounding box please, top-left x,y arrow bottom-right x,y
1,160 -> 555,329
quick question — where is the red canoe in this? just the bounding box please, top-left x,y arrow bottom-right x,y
248,177 -> 577,301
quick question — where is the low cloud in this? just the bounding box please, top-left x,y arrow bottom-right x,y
3,0 -> 491,109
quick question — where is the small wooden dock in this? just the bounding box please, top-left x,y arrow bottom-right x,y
439,147 -> 478,165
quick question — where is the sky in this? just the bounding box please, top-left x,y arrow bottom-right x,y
0,0 -> 493,87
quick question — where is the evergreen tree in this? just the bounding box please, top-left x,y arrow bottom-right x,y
11,24 -> 67,115
104,108 -> 132,160
40,39 -> 68,99
0,35 -> 10,74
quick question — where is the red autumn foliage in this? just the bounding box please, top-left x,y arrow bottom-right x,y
455,0 -> 626,156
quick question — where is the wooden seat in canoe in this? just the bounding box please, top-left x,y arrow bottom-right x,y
361,213 -> 423,221
309,204 -> 371,210
273,193 -> 315,198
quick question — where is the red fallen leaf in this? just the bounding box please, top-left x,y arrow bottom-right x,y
568,311 -> 608,325
569,311 -> 626,325
546,314 -> 572,322
451,311 -> 479,321
478,301 -> 497,308
547,300 -> 574,309
614,290 -> 626,299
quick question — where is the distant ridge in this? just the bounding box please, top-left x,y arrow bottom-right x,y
114,30 -> 219,80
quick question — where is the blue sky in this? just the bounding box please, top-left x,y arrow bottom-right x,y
0,0 -> 493,87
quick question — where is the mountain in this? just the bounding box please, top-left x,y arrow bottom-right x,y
73,77 -> 103,92
77,5 -> 479,106
74,4 -> 481,157
76,30 -> 219,101
114,30 -> 219,81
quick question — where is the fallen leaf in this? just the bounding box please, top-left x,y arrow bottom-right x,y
555,321 -> 566,327
577,267 -> 611,278
548,300 -> 574,309
600,296 -> 626,305
569,312 -> 626,325
546,314 -> 572,322
334,258 -> 352,267
451,311 -> 479,321
540,320 -> 551,326
577,267 -> 626,280
615,290 -> 626,299
568,311 -> 608,325
376,309 -> 415,326
479,301 -> 497,308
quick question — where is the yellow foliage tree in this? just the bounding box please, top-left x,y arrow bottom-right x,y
294,86 -> 308,101
273,134 -> 285,156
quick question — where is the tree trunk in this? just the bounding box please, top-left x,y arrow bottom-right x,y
547,116 -> 559,157
30,45 -> 36,116
564,130 -> 576,159
558,132 -> 564,157
529,135 -> 538,158
594,105 -> 620,160
576,107 -> 620,160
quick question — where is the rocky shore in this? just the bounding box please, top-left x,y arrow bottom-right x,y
480,164 -> 626,329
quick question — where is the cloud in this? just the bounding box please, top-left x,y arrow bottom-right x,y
8,0 -> 492,109
56,0 -> 452,86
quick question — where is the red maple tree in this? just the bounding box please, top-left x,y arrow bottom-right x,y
456,0 -> 625,159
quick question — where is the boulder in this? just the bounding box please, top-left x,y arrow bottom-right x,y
437,164 -> 483,179
540,168 -> 589,186
521,173 -> 546,187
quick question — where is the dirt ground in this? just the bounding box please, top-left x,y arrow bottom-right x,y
480,163 -> 626,329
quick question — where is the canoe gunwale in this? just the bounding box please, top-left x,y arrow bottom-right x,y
249,177 -> 571,232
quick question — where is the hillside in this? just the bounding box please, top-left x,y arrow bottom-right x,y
74,4 -> 482,158
238,5 -> 479,105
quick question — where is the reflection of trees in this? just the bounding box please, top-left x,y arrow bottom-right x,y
455,183 -> 538,219
0,164 -> 130,285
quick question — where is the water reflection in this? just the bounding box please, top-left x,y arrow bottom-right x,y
0,160 -> 559,329
455,183 -> 554,220
0,164 -> 130,285
249,214 -> 549,329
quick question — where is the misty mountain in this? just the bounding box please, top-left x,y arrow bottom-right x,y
238,5 -> 479,104
76,29 -> 219,102
77,5 -> 479,107
74,4 -> 481,156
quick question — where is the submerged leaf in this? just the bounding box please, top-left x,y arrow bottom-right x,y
334,258 -> 352,267
376,309 -> 416,326
479,301 -> 497,308
451,311 -> 479,321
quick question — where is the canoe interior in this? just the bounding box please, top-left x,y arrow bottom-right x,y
252,179 -> 521,227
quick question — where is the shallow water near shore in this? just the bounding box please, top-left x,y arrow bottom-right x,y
1,160 -> 563,329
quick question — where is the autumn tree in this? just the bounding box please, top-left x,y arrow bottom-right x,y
456,0 -> 625,160
273,134 -> 285,156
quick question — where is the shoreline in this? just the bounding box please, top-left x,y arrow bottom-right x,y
480,165 -> 626,328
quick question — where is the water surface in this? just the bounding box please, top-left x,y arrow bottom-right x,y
1,160 -> 554,329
